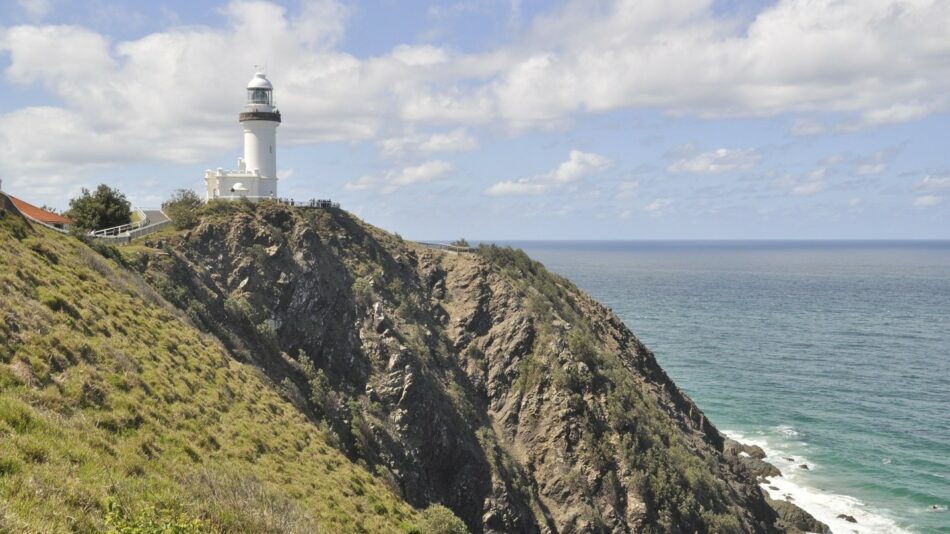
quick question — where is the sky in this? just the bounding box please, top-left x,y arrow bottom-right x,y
0,0 -> 948,240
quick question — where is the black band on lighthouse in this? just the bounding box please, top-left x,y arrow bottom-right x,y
239,111 -> 282,123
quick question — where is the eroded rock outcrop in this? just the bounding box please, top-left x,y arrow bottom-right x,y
140,202 -> 795,533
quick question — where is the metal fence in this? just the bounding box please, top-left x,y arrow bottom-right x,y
89,207 -> 172,244
89,207 -> 149,238
415,241 -> 476,253
209,196 -> 340,209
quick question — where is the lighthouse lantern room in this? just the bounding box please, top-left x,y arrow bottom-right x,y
204,72 -> 281,201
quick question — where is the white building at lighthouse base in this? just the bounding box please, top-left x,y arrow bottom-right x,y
205,158 -> 278,201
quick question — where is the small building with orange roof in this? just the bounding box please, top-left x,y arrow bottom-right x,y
5,193 -> 71,230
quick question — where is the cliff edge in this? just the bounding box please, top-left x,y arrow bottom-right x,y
137,201 -> 799,533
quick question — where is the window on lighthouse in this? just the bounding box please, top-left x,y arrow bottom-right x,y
248,88 -> 271,105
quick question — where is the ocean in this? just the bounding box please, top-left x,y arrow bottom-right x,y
502,241 -> 950,534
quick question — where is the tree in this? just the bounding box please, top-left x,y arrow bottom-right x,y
416,505 -> 469,534
66,184 -> 131,232
162,189 -> 203,230
450,238 -> 470,248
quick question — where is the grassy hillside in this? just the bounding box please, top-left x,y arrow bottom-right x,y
0,209 -> 428,533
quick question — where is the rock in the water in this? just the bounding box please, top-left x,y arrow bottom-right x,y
799,464 -> 810,470
837,514 -> 858,523
769,497 -> 831,534
746,444 -> 767,459
723,437 -> 768,459
739,456 -> 782,479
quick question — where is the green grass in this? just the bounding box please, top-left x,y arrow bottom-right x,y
0,211 -> 422,533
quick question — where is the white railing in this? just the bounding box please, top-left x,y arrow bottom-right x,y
415,241 -> 475,253
89,207 -> 149,238
126,217 -> 172,240
210,196 -> 340,208
88,207 -> 175,244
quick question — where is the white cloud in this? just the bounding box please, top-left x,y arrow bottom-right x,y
774,169 -> 827,196
3,0 -> 950,205
380,128 -> 478,157
853,152 -> 888,176
858,103 -> 930,127
916,174 -> 950,191
668,148 -> 760,174
345,160 -> 454,193
486,149 -> 611,196
913,195 -> 943,208
391,45 -> 449,66
488,0 -> 950,126
552,150 -> 611,183
643,198 -> 672,214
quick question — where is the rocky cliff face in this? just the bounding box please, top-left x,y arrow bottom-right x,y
139,202 -> 797,533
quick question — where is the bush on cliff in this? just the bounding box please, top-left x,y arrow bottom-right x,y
162,189 -> 203,230
66,184 -> 132,232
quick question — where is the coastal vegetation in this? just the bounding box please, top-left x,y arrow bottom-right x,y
0,210 -> 425,532
162,189 -> 204,230
65,184 -> 132,232
0,199 -> 819,532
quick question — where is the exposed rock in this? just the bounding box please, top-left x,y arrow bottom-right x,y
144,204 -> 788,534
799,464 -> 810,470
837,514 -> 858,523
739,456 -> 783,479
724,437 -> 768,459
769,497 -> 831,533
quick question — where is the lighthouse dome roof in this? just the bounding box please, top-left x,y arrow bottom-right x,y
247,72 -> 273,90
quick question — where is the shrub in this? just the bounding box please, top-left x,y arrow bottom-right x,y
415,504 -> 468,534
103,498 -> 205,534
66,184 -> 132,232
162,189 -> 203,230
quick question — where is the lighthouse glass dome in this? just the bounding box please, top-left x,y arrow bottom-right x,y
246,72 -> 274,105
248,88 -> 271,105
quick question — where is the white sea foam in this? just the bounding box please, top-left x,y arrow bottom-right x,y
723,429 -> 913,534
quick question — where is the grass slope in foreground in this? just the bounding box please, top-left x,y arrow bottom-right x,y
0,209 -> 433,533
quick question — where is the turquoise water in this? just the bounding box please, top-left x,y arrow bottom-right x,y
505,241 -> 950,533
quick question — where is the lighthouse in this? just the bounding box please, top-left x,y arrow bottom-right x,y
204,72 -> 281,201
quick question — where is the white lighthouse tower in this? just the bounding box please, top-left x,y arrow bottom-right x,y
204,72 -> 281,201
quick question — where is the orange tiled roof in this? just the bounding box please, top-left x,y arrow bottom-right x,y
7,195 -> 71,225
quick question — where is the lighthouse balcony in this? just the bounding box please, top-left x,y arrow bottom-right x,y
239,111 -> 281,123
